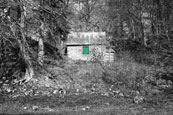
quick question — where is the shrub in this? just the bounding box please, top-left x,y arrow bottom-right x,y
89,48 -> 104,63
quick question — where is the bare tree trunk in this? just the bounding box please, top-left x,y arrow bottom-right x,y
18,32 -> 34,82
139,0 -> 145,46
10,0 -> 34,82
132,19 -> 136,39
20,1 -> 34,82
38,23 -> 44,66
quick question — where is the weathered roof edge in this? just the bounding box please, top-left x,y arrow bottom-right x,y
66,32 -> 108,45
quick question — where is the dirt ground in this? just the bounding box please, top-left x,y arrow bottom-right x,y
0,92 -> 173,115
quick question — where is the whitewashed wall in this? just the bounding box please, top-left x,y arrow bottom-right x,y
67,45 -> 107,61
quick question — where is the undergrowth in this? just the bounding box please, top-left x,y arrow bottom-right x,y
1,52 -> 172,103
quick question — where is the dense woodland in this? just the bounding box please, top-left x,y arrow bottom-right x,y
1,0 -> 172,83
0,0 -> 173,113
0,0 -> 69,83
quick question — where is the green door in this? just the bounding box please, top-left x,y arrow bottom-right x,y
83,46 -> 89,54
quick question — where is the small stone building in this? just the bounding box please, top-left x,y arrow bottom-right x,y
65,32 -> 114,62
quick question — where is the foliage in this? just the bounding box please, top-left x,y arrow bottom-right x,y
89,48 -> 104,63
26,0 -> 69,43
105,0 -> 173,83
68,0 -> 107,31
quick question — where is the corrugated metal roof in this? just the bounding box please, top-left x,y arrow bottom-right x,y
66,32 -> 108,45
